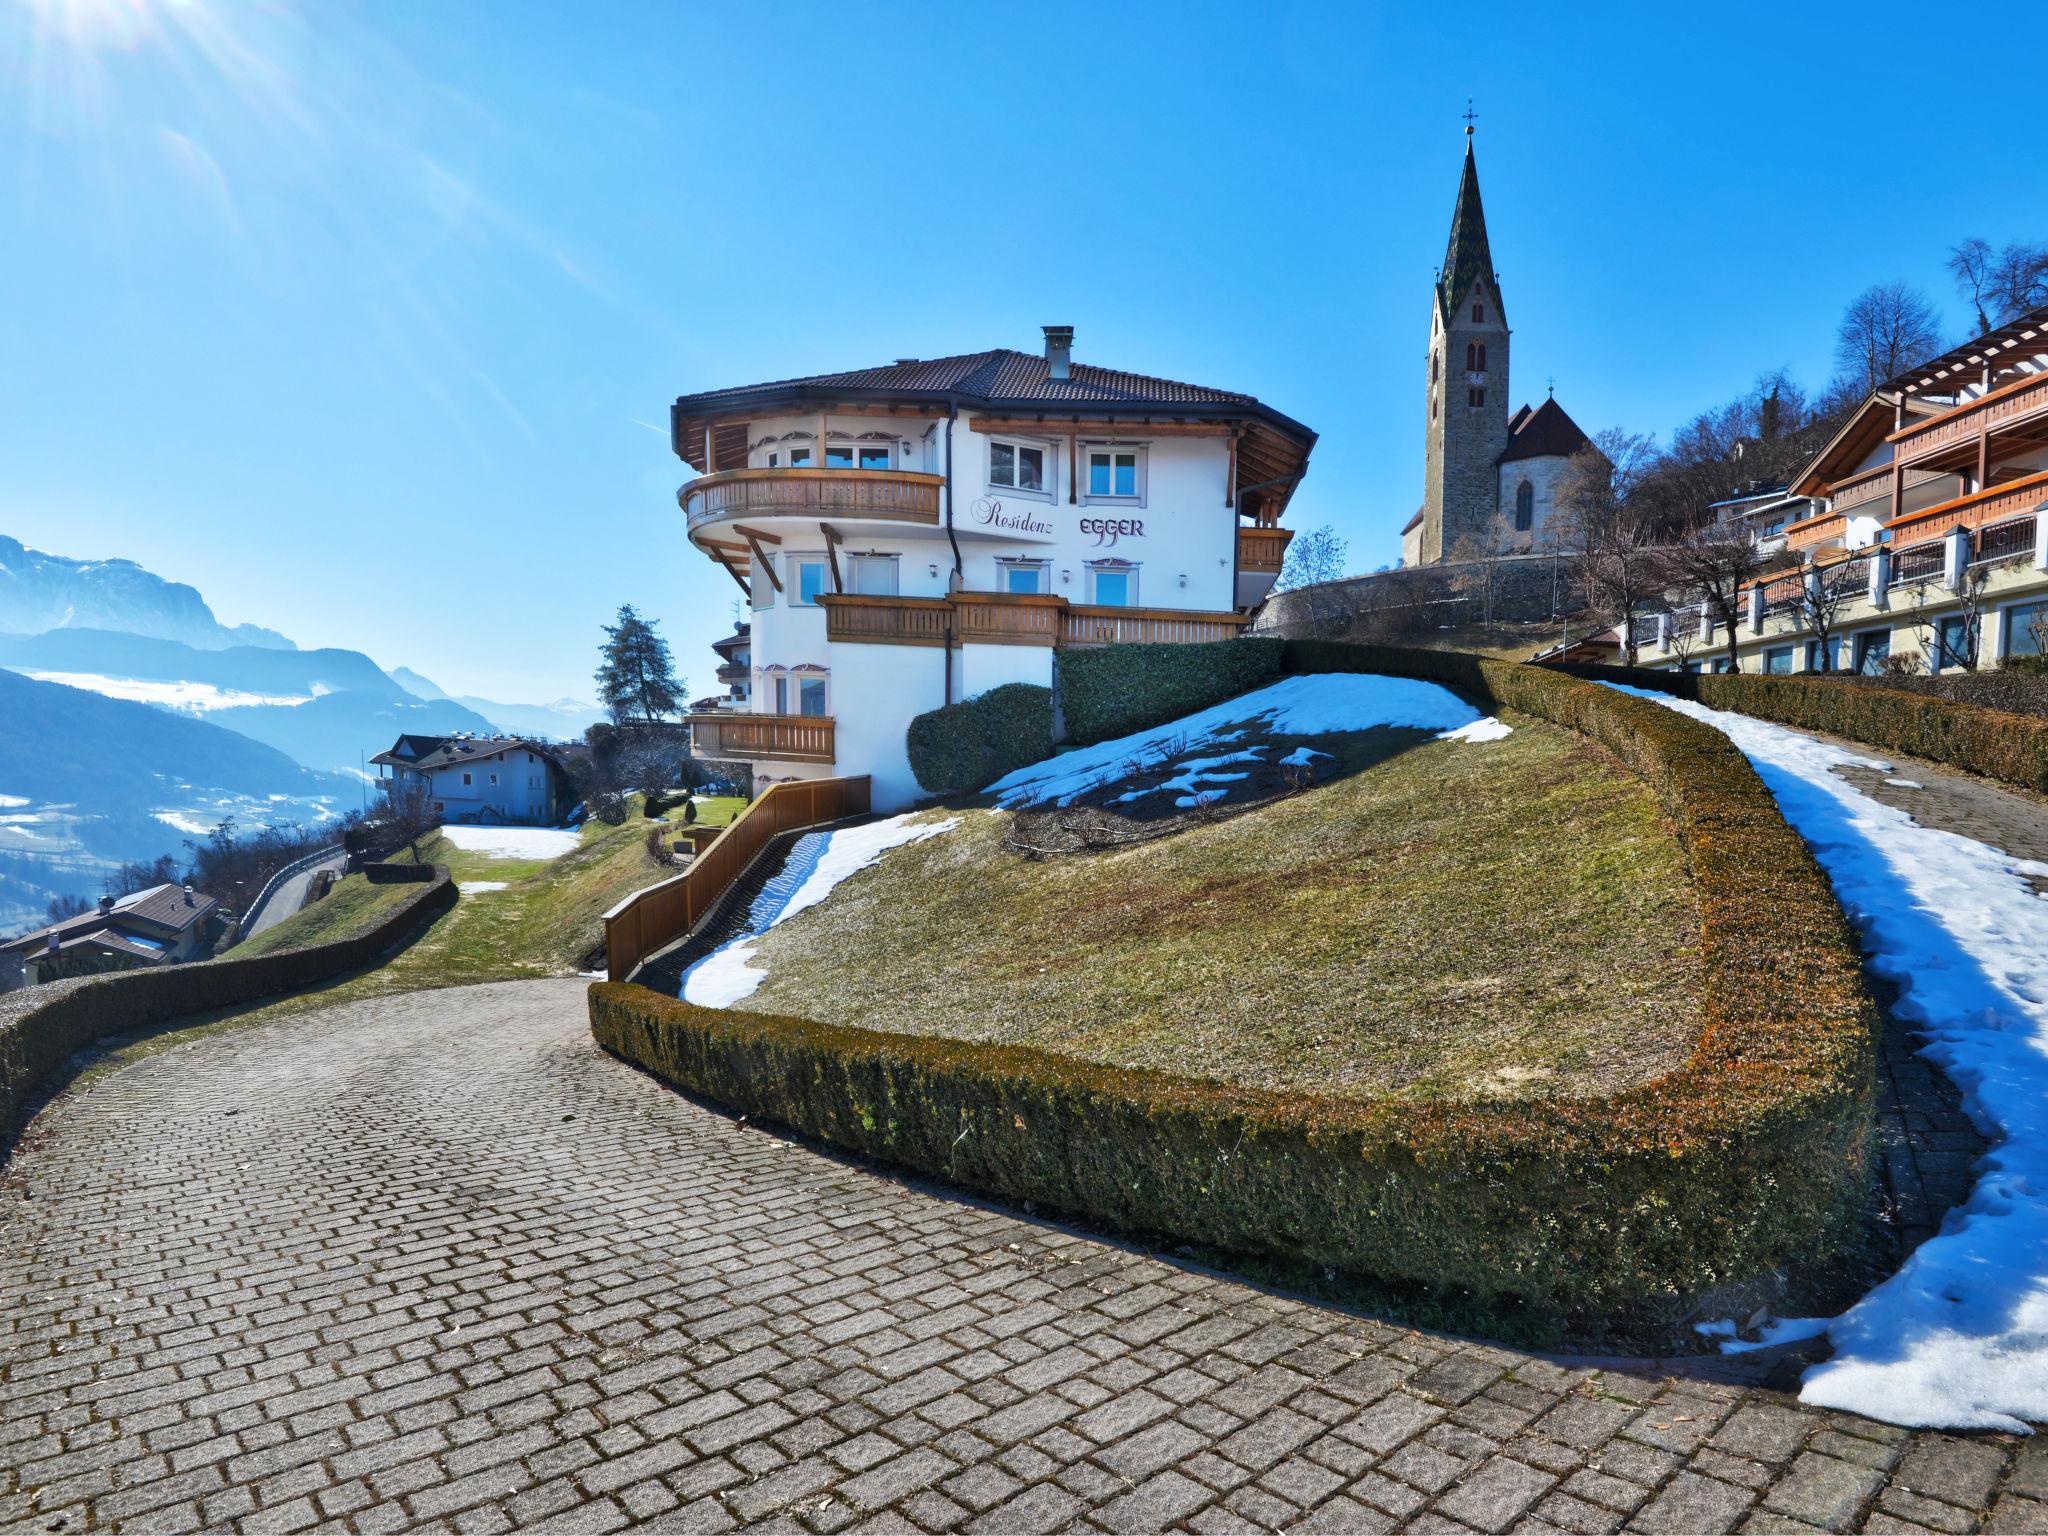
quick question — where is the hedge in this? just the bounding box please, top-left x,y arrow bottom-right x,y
1057,636 -> 1285,746
1539,658 -> 2048,793
906,683 -> 1054,797
593,643 -> 1879,1313
1,869 -> 455,1138
1818,667 -> 2048,724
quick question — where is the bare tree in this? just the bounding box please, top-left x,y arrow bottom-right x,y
1446,514 -> 1518,634
1950,238 -> 1999,336
1899,567 -> 1990,673
1664,607 -> 1700,671
380,778 -> 442,862
1552,430 -> 1665,664
1672,523 -> 1765,672
1835,282 -> 1945,395
1276,524 -> 1351,638
1794,555 -> 1869,673
1952,237 -> 2048,331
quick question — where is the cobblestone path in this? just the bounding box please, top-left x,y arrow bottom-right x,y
3,979 -> 2044,1534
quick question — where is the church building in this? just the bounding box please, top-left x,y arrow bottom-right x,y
1402,127 -> 1591,567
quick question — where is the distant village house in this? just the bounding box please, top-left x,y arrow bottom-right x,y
3,883 -> 219,986
370,734 -> 571,824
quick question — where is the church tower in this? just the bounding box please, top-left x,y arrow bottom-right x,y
1419,126 -> 1510,564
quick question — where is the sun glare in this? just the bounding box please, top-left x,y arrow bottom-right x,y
17,0 -> 175,53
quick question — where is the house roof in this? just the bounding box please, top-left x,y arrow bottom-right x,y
1498,397 -> 1590,464
4,882 -> 217,958
1882,302 -> 2048,395
1400,505 -> 1425,535
709,627 -> 750,657
1437,140 -> 1503,325
670,338 -> 1318,524
371,735 -> 565,773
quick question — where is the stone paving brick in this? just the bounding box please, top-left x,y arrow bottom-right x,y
0,978 -> 2034,1536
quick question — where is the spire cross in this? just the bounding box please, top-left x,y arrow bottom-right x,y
1547,375 -> 1556,398
1461,98 -> 1477,136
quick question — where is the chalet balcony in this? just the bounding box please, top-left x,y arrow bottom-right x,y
1825,465 -> 1893,517
1892,371 -> 2048,470
687,711 -> 835,764
1882,468 -> 2048,551
819,592 -> 1242,649
681,467 -> 943,535
819,594 -> 954,647
1237,525 -> 1294,575
1971,513 -> 2038,568
1058,605 -> 1249,647
714,661 -> 750,683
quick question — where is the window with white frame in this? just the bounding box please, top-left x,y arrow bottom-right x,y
790,555 -> 830,606
1085,447 -> 1143,503
766,444 -> 815,468
1087,562 -> 1137,606
988,437 -> 1049,495
2005,600 -> 2048,658
999,559 -> 1049,595
849,554 -> 898,596
827,442 -> 892,470
797,677 -> 828,717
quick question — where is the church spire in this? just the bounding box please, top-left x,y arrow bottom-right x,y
1437,125 -> 1501,325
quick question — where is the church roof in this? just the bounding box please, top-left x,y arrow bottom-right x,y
1499,397 -> 1590,464
1437,140 -> 1502,324
1400,505 -> 1424,534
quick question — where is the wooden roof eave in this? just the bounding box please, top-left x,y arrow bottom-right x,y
1790,392 -> 1901,495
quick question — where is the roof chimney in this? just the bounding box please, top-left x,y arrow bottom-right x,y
1042,325 -> 1074,381
183,884 -> 196,907
98,894 -> 115,916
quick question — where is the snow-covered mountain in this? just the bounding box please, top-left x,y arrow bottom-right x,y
0,535 -> 292,651
391,666 -> 602,741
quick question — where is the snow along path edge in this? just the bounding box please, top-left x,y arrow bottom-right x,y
1609,683 -> 2048,1433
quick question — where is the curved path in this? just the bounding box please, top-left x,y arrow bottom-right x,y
240,849 -> 350,942
3,981 -> 2044,1535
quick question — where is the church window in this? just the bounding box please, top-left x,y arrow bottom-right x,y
1468,387 -> 1485,408
1431,352 -> 1439,383
1514,480 -> 1534,531
1473,300 -> 1486,322
1465,342 -> 1486,372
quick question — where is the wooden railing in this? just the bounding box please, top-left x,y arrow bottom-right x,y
687,712 -> 835,763
1786,510 -> 1847,552
1893,371 -> 2048,466
953,592 -> 1064,647
819,594 -> 952,647
602,776 -> 872,982
1882,468 -> 2048,550
1059,606 -> 1250,647
1825,465 -> 1894,514
681,468 -> 943,530
1237,525 -> 1294,574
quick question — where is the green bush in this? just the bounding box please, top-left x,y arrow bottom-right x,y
593,643 -> 1878,1313
2,871 -> 455,1135
1540,658 -> 2048,793
906,683 -> 1054,797
1058,637 -> 1285,746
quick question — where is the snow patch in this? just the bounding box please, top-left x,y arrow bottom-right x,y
457,881 -> 508,895
1612,684 -> 2048,1431
23,671 -> 315,711
153,810 -> 215,836
437,824 -> 581,860
1694,1316 -> 1833,1355
1885,778 -> 1924,789
1438,716 -> 1513,744
1276,747 -> 1331,767
682,814 -> 958,1008
987,674 -> 1493,808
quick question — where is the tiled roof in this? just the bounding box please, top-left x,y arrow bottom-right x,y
1498,398 -> 1591,464
372,735 -> 564,773
674,349 -> 1263,413
4,882 -> 216,957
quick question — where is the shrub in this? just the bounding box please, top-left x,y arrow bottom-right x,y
906,684 -> 1054,797
1057,637 -> 1285,746
593,643 -> 1878,1312
1539,658 -> 2048,793
2,870 -> 455,1135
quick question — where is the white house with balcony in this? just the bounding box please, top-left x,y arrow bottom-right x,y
673,326 -> 1317,810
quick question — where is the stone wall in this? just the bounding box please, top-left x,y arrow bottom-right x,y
1254,552 -> 1587,640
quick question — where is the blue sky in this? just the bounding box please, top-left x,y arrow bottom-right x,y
0,0 -> 2039,703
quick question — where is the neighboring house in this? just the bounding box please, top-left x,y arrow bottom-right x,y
707,622 -> 751,710
1633,304 -> 2048,675
672,324 -> 1316,809
1412,126 -> 1592,565
1705,482 -> 1824,561
369,734 -> 571,824
3,884 -> 219,985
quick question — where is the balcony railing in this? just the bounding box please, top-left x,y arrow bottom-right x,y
1059,606 -> 1249,647
1888,541 -> 1944,589
1761,576 -> 1804,615
818,591 -> 1243,649
687,712 -> 835,764
1785,510 -> 1847,553
1883,468 -> 2048,550
681,468 -> 944,531
1893,371 -> 2048,467
953,592 -> 1065,647
818,594 -> 952,647
1826,465 -> 1894,515
1237,525 -> 1294,574
1972,514 -> 2038,568
714,661 -> 750,683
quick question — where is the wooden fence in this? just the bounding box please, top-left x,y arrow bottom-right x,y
601,776 -> 872,983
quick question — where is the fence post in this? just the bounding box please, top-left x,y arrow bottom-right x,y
1746,584 -> 1765,635
1942,525 -> 1971,592
1868,548 -> 1890,609
2034,503 -> 2048,572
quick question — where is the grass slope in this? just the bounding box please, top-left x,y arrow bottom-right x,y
743,716 -> 1703,1103
229,875 -> 419,958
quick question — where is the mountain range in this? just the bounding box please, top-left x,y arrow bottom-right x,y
0,534 -> 293,650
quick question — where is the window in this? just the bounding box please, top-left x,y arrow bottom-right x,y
2005,600 -> 2048,659
1431,352 -> 1439,383
1001,560 -> 1048,594
461,772 -> 472,786
1465,341 -> 1486,372
774,676 -> 788,714
1088,564 -> 1136,606
1086,448 -> 1142,501
1710,656 -> 1735,674
1854,630 -> 1891,675
786,447 -> 813,467
488,773 -> 498,786
1513,480 -> 1534,532
827,443 -> 891,470
988,437 -> 1047,494
1472,299 -> 1485,322
1934,615 -> 1976,672
798,678 -> 827,717
1468,387 -> 1486,408
791,556 -> 829,606
1805,639 -> 1835,673
849,554 -> 898,596
1763,646 -> 1793,675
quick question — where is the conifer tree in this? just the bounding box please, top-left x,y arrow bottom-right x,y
595,605 -> 683,724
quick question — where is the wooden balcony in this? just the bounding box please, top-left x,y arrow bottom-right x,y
1785,510 -> 1847,553
687,711 -> 835,764
953,592 -> 1064,647
681,468 -> 943,532
1825,464 -> 1893,515
1059,606 -> 1249,647
1882,468 -> 2048,550
714,661 -> 750,683
1237,525 -> 1295,574
818,593 -> 952,647
1892,370 -> 2048,468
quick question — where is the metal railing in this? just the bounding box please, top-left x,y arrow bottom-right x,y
1888,541 -> 1944,588
1971,513 -> 2037,567
602,776 -> 871,982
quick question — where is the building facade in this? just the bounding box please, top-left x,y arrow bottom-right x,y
1632,306 -> 2048,674
673,328 -> 1316,810
1406,129 -> 1590,568
370,734 -> 571,824
3,883 -> 219,985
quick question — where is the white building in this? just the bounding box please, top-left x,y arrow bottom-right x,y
674,327 -> 1316,810
370,733 -> 570,824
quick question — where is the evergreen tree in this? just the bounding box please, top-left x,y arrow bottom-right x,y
596,605 -> 684,724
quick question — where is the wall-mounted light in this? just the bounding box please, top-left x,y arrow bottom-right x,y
1061,569 -> 1071,584
1178,573 -> 1188,589
927,563 -> 939,580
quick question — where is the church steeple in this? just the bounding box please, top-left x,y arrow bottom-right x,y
1436,132 -> 1502,325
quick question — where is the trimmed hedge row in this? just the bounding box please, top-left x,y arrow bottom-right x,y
1,869 -> 455,1138
1539,659 -> 2048,793
1057,637 -> 1285,746
593,643 -> 1879,1312
1812,667 -> 2048,725
906,683 -> 1054,797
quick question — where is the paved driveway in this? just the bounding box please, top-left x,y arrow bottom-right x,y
2,980 -> 2043,1534
240,850 -> 351,941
